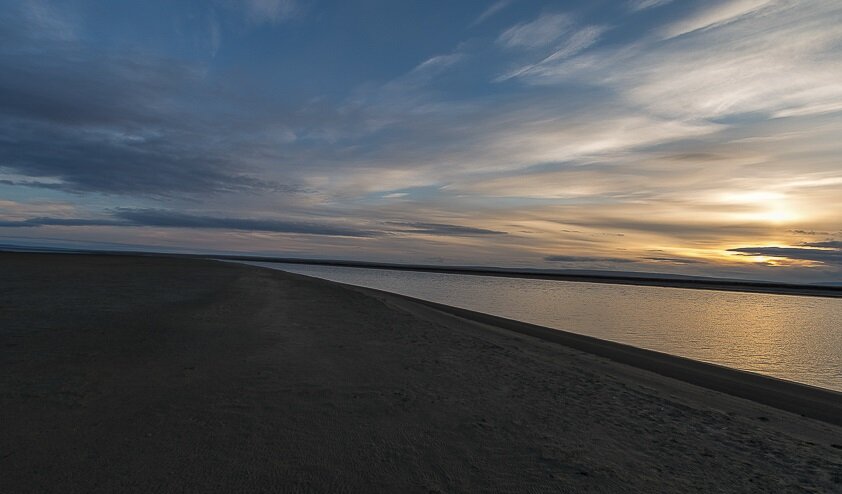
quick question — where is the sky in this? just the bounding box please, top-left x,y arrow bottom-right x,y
2,0 -> 842,282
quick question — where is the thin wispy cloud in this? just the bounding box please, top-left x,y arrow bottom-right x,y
208,11 -> 222,56
627,0 -> 675,12
506,2 -> 842,124
18,0 -> 78,42
470,0 -> 513,27
409,54 -> 465,78
497,24 -> 606,81
661,0 -> 773,39
237,0 -> 298,24
498,13 -> 572,49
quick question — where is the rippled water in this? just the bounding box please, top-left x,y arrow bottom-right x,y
247,262 -> 842,392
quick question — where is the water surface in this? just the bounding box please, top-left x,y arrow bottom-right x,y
248,262 -> 842,392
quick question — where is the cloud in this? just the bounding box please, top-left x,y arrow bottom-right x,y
408,53 -> 464,79
0,125 -> 301,195
235,0 -> 297,24
643,256 -> 705,265
0,209 -> 377,238
23,217 -> 126,227
0,217 -> 127,228
203,1 -> 296,57
0,220 -> 33,228
497,24 -> 606,81
561,216 -> 767,239
112,209 -> 375,237
505,1 -> 842,125
789,230 -> 833,236
471,0 -> 513,27
3,1 -> 842,284
208,10 -> 222,56
728,246 -> 842,265
627,0 -> 674,12
11,0 -> 78,42
498,13 -> 571,49
0,28 -> 313,196
388,222 -> 507,236
661,0 -> 772,39
540,25 -> 605,62
0,210 -> 509,239
802,241 -> 842,249
545,255 -> 636,263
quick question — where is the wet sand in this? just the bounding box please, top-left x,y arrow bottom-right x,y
2,253 -> 841,492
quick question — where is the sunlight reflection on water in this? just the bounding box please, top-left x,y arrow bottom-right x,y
249,262 -> 842,392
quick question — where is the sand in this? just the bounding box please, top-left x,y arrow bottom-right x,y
2,253 -> 841,493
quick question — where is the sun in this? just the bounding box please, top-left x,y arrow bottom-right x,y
717,191 -> 799,224
754,206 -> 797,224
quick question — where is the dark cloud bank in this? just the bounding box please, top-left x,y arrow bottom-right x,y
545,255 -> 636,264
729,245 -> 842,265
0,209 -> 504,239
0,210 -> 374,238
544,255 -> 707,266
388,222 -> 507,236
0,18 -> 311,198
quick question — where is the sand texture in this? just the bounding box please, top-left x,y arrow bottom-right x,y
2,253 -> 841,493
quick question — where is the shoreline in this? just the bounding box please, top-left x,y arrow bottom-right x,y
3,253 -> 842,492
267,265 -> 842,427
225,256 -> 842,299
4,247 -> 842,299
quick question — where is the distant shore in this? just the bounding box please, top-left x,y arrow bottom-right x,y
4,246 -> 841,298
2,253 -> 842,492
217,255 -> 842,298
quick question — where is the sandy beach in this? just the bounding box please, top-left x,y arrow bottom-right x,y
2,253 -> 842,492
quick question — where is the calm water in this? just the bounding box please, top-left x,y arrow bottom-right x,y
247,262 -> 842,392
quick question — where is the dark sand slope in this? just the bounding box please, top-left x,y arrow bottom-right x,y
2,254 -> 841,493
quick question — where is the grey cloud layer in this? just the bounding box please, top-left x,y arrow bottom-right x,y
0,209 -> 506,239
0,210 -> 374,237
0,54 -> 274,195
388,222 -> 507,236
545,255 -> 636,264
729,246 -> 842,265
643,256 -> 705,265
803,241 -> 842,249
112,209 -> 377,237
0,11 -> 318,197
